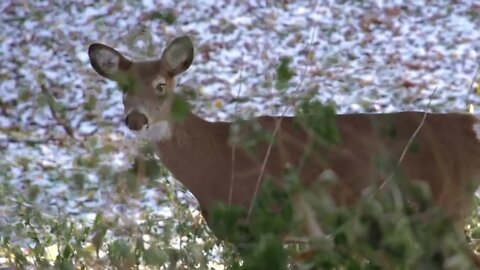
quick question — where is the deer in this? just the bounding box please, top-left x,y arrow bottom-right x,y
88,35 -> 480,266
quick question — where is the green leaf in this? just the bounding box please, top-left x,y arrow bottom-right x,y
57,260 -> 74,270
250,180 -> 293,236
19,87 -> 32,101
230,119 -> 275,154
151,10 -> 177,24
470,226 -> 480,239
210,203 -> 248,243
91,213 -> 108,254
113,74 -> 136,93
36,71 -> 46,84
72,172 -> 85,190
108,240 -> 136,268
62,244 -> 74,260
27,185 -> 40,201
83,95 -> 97,111
242,234 -> 288,270
171,95 -> 190,121
37,90 -> 65,113
275,57 -> 295,91
296,100 -> 340,145
143,246 -> 168,266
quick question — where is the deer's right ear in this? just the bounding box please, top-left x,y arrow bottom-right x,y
160,36 -> 194,76
88,43 -> 132,79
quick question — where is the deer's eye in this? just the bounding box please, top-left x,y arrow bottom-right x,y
156,83 -> 166,94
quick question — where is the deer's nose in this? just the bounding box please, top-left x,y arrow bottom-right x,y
125,111 -> 148,131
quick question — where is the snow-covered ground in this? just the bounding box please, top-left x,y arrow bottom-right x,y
1,0 -> 479,264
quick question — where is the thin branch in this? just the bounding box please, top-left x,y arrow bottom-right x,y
282,236 -> 311,245
375,87 -> 438,194
465,65 -> 480,112
0,136 -> 62,145
247,25 -> 318,222
40,84 -> 76,140
228,55 -> 245,206
135,156 -> 146,196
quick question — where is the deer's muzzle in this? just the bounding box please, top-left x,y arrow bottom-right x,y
125,111 -> 148,131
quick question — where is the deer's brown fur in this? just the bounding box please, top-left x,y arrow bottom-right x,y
154,110 -> 480,223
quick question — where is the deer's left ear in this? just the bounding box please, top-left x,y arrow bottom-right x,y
160,36 -> 194,76
88,43 -> 132,79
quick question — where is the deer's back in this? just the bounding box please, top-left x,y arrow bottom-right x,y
243,112 -> 480,220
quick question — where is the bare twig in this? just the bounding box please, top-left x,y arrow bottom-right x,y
247,25 -> 318,222
228,56 -> 245,205
376,87 -> 438,194
40,84 -> 76,140
136,156 -> 146,195
282,236 -> 311,245
0,136 -> 62,145
465,65 -> 480,112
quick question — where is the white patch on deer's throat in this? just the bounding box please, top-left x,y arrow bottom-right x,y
95,49 -> 119,74
139,121 -> 172,142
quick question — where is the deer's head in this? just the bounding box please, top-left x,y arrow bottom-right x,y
88,36 -> 194,141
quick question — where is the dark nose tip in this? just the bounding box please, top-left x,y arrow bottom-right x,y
125,111 -> 148,131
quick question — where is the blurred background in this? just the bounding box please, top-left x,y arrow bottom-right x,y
1,0 -> 480,269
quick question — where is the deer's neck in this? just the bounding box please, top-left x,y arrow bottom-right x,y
160,112 -> 213,147
155,112 -> 232,213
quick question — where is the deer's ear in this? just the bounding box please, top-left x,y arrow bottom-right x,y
160,36 -> 194,76
88,43 -> 132,79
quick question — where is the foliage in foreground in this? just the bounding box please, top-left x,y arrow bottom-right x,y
210,101 -> 480,270
2,163 -> 480,269
214,177 -> 479,270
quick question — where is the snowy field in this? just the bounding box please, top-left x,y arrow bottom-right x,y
1,0 -> 480,267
